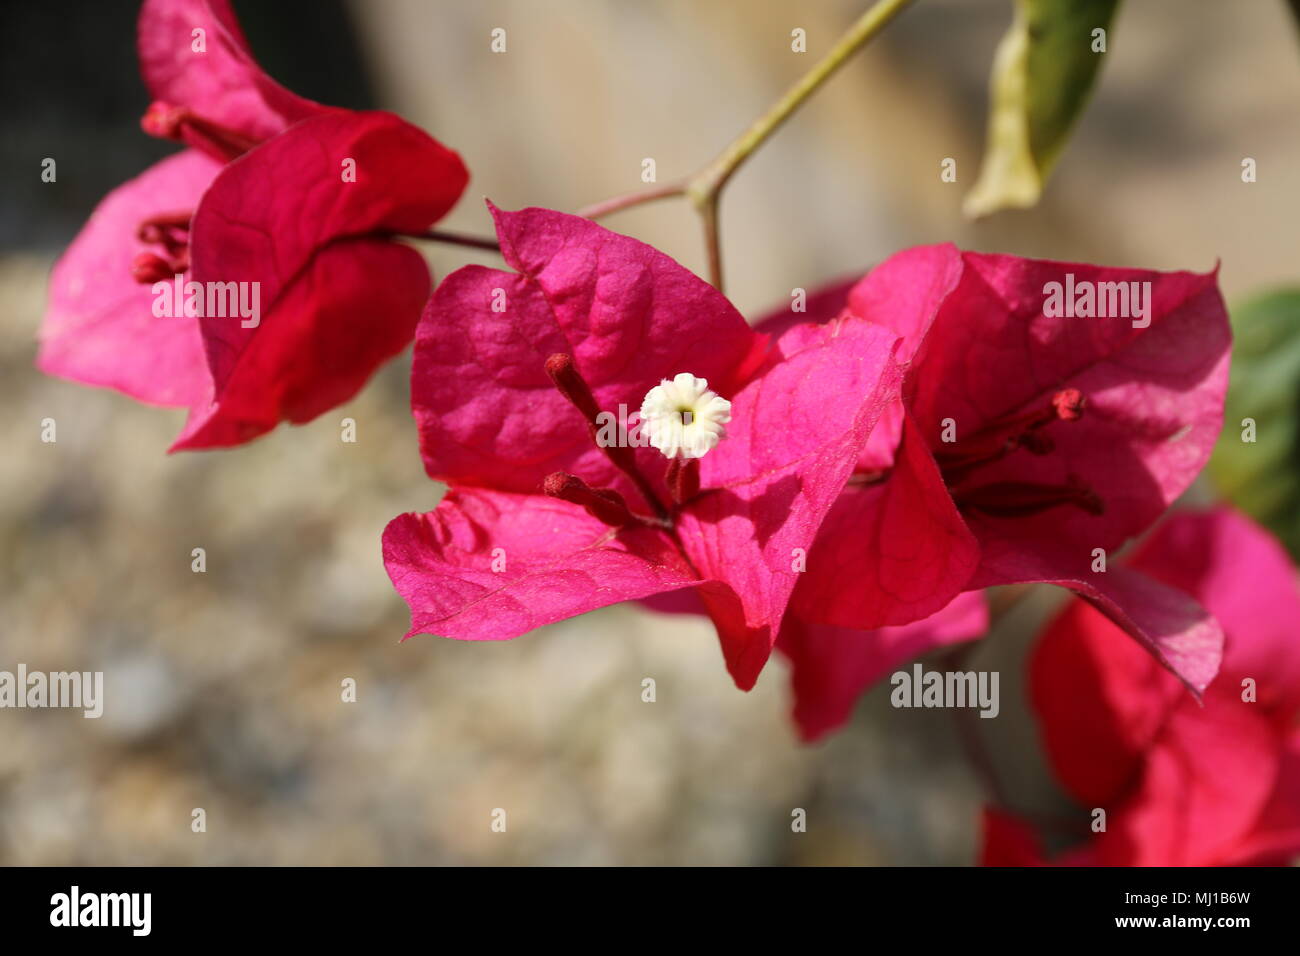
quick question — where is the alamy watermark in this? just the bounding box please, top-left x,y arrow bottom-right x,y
594,404 -> 651,448
0,665 -> 102,717
50,886 -> 150,936
1042,273 -> 1151,328
151,274 -> 261,328
890,663 -> 999,718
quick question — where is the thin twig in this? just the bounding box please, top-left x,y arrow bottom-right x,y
576,180 -> 687,220
575,0 -> 916,293
409,229 -> 501,252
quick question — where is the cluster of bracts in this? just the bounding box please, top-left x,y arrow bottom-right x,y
37,1 -> 1300,866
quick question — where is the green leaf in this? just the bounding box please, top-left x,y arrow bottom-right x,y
964,0 -> 1120,218
1209,290 -> 1300,559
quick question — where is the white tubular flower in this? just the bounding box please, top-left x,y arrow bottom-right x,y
639,373 -> 732,459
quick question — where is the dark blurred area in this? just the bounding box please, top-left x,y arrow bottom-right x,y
0,0 -> 373,250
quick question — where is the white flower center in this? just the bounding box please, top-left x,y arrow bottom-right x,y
639,373 -> 731,459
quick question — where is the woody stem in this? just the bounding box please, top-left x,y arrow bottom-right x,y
410,229 -> 502,252
577,0 -> 915,292
686,0 -> 916,289
685,0 -> 916,209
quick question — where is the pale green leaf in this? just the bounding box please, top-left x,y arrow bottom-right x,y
964,0 -> 1120,218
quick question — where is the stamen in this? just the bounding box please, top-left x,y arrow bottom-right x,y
664,457 -> 700,506
1018,433 -> 1054,455
952,475 -> 1104,518
545,353 -> 603,424
543,472 -> 636,527
936,388 -> 1087,485
545,354 -> 668,521
1053,388 -> 1084,421
137,212 -> 192,253
131,252 -> 182,284
130,211 -> 195,283
141,101 -> 260,162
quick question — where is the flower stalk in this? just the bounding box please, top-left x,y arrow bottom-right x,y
579,0 -> 917,291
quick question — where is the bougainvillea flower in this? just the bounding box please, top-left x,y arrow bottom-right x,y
981,508 -> 1300,867
758,245 -> 1231,693
37,0 -> 468,449
383,204 -> 903,690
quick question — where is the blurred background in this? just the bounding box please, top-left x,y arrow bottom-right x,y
2,0 -> 1298,865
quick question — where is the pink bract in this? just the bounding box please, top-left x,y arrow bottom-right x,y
760,245 -> 1232,694
36,0 -> 469,450
384,205 -> 903,691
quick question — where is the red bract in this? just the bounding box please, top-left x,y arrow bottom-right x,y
37,0 -> 468,449
981,509 -> 1300,867
761,245 -> 1232,694
173,109 -> 463,448
137,0 -> 321,147
383,205 -> 902,690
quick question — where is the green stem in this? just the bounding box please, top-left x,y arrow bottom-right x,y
575,0 -> 916,292
696,194 -> 723,294
686,0 -> 915,206
688,0 -> 916,289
